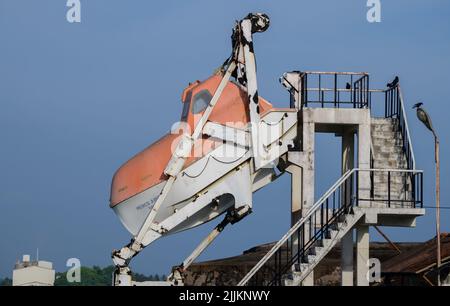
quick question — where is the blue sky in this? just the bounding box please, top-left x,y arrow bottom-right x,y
0,0 -> 449,277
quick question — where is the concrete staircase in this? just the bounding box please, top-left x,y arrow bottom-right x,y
284,209 -> 364,286
371,118 -> 412,205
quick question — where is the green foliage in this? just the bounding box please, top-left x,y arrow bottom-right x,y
54,265 -> 165,286
55,265 -> 113,286
0,266 -> 164,286
0,278 -> 12,286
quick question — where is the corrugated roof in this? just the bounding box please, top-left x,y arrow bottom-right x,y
382,233 -> 450,273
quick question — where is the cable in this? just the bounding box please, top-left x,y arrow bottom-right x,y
261,114 -> 286,126
422,205 -> 450,210
182,156 -> 211,179
211,148 -> 249,164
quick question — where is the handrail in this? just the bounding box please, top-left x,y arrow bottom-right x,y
383,84 -> 416,170
299,71 -> 371,108
238,168 -> 355,286
397,85 -> 416,169
302,71 -> 368,76
306,88 -> 384,93
238,167 -> 423,286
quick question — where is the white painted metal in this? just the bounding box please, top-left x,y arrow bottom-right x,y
397,85 -> 416,169
167,205 -> 251,286
112,61 -> 237,271
240,18 -> 264,169
203,122 -> 249,148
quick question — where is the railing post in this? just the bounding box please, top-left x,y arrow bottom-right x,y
320,204 -> 324,239
420,172 -> 424,208
297,227 -> 300,265
402,172 -> 406,208
334,73 -> 337,107
356,171 -> 359,207
388,171 -> 391,208
318,74 -> 322,107
411,172 -> 416,208
385,90 -> 388,117
302,224 -> 305,259
326,198 -> 329,231
303,73 -> 308,107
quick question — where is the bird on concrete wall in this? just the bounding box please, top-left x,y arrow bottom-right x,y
413,102 -> 436,138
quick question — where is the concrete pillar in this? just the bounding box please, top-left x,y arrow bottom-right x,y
301,113 -> 315,286
301,113 -> 315,213
341,128 -> 355,286
341,230 -> 354,286
286,164 -> 302,274
341,129 -> 354,208
357,116 -> 371,207
286,163 -> 314,287
286,110 -> 315,214
356,225 -> 369,286
286,162 -> 314,287
289,165 -> 302,224
287,110 -> 315,286
341,129 -> 355,173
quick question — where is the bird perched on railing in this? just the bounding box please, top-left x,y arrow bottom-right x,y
413,102 -> 436,138
387,76 -> 399,88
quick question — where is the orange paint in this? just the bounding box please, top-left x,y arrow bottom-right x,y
110,75 -> 273,207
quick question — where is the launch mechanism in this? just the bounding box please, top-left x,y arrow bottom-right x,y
110,13 -> 425,286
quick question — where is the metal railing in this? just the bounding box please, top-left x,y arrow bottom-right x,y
384,85 -> 416,170
299,72 -> 416,172
238,168 -> 423,286
300,71 -> 371,108
246,72 -> 421,286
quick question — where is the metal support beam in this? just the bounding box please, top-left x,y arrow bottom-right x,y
168,205 -> 251,285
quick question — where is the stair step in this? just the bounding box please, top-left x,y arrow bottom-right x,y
370,130 -> 402,142
321,238 -> 332,248
300,254 -> 316,264
372,135 -> 403,142
373,179 -> 410,186
294,263 -> 310,272
279,211 -> 365,286
371,118 -> 399,124
372,151 -> 405,158
372,146 -> 404,154
373,177 -> 408,185
373,188 -> 411,193
329,222 -> 340,231
307,245 -> 324,256
326,229 -> 339,240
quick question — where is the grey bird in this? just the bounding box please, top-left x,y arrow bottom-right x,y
345,82 -> 351,90
413,102 -> 436,137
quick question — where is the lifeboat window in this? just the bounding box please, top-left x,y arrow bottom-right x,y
181,91 -> 192,121
192,90 -> 212,114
